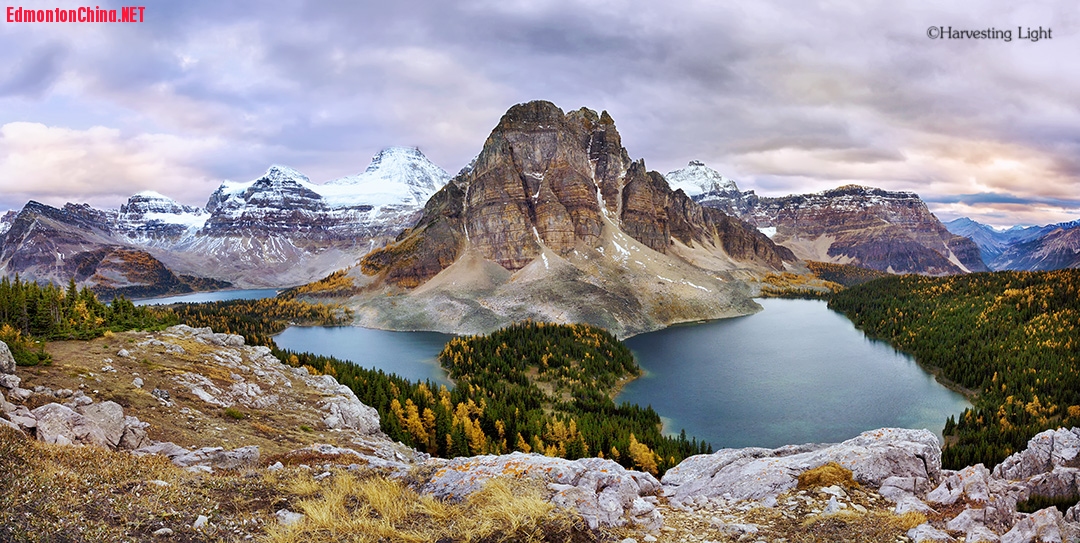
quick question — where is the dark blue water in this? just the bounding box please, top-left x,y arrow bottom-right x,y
133,289 -> 279,306
276,326 -> 454,386
616,298 -> 970,448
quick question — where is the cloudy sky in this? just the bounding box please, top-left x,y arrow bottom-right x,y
1,0 -> 1077,227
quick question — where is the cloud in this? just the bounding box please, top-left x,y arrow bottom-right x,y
0,122 -> 227,210
0,44 -> 67,98
0,0 -> 1077,227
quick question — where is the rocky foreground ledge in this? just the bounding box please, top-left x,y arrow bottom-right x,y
2,329 -> 1080,542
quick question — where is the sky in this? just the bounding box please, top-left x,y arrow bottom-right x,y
1,0 -> 1078,228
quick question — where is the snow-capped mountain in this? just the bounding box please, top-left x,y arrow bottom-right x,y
0,147 -> 451,292
0,210 -> 16,236
323,146 -> 450,207
666,161 -> 987,274
665,160 -> 739,197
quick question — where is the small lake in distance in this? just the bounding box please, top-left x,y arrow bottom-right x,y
274,298 -> 969,449
133,288 -> 280,306
277,326 -> 454,387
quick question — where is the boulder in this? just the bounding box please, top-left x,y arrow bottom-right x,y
31,403 -> 109,447
321,395 -> 380,434
77,401 -> 126,449
0,340 -> 15,374
134,441 -> 192,460
0,373 -> 21,390
1001,507 -> 1065,543
119,416 -> 150,450
422,452 -> 661,530
662,428 -> 941,504
172,445 -> 260,470
995,429 -> 1080,481
908,522 -> 955,542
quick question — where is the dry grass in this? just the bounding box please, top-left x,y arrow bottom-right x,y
0,427 -> 591,543
265,473 -> 583,543
788,509 -> 926,543
797,462 -> 859,490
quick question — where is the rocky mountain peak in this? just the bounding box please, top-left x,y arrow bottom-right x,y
120,191 -> 201,216
324,147 -> 449,207
353,100 -> 795,336
665,160 -> 740,197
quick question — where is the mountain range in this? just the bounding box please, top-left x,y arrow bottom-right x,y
0,147 -> 449,298
2,100 -> 1077,332
668,161 -> 989,274
331,101 -> 797,337
945,217 -> 1080,271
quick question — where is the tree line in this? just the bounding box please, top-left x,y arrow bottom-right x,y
0,276 -> 174,365
829,270 -> 1080,469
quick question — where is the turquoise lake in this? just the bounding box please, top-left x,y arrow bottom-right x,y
275,298 -> 970,449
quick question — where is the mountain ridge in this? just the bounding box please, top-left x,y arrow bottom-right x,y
945,216 -> 1080,271
0,147 -> 451,294
670,162 -> 989,274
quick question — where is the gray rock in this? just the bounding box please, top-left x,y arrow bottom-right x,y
879,475 -> 932,501
55,388 -> 73,399
275,509 -> 304,526
895,495 -> 936,515
995,429 -> 1080,481
268,461 -> 284,472
714,523 -> 759,537
663,428 -> 940,504
929,464 -> 993,505
120,416 -> 150,450
1001,507 -> 1064,543
117,349 -> 131,358
132,377 -> 144,389
151,389 -> 170,401
823,495 -> 843,514
423,452 -> 661,530
947,507 -> 992,533
1066,503 -> 1080,523
193,515 -> 209,529
31,403 -> 110,447
1026,468 -> 1080,501
172,445 -> 259,470
0,416 -> 23,434
968,524 -> 1002,543
321,395 -> 381,434
6,405 -> 37,430
8,387 -> 31,401
0,373 -> 21,390
0,340 -> 15,374
77,401 -> 126,449
134,441 -> 192,460
907,522 -> 955,542
152,527 -> 173,537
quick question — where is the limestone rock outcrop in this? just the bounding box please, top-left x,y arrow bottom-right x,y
661,428 -> 941,506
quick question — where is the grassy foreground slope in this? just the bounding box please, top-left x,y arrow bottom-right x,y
829,270 -> 1080,469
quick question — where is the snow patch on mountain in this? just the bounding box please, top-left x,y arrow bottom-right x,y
664,160 -> 739,196
323,147 -> 449,207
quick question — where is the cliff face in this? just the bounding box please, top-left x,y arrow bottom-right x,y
363,101 -> 794,290
350,101 -> 796,337
674,162 -> 989,274
751,185 -> 988,274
